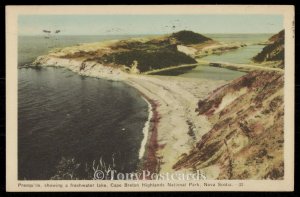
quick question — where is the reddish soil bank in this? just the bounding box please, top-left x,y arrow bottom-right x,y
142,99 -> 160,175
135,90 -> 161,178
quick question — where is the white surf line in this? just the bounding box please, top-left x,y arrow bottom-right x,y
139,96 -> 153,159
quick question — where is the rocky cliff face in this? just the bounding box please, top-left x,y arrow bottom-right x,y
253,30 -> 284,68
268,30 -> 285,43
173,71 -> 284,179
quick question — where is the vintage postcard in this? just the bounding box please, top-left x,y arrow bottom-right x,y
6,5 -> 294,191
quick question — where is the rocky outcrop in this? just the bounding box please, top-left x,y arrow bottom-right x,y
173,71 -> 284,180
253,30 -> 284,68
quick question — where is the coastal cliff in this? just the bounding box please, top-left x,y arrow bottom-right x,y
253,30 -> 284,69
173,70 -> 284,179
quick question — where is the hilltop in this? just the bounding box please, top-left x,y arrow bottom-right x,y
169,30 -> 212,45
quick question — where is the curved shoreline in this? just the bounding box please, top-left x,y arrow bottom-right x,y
31,56 -> 227,175
30,57 -> 160,173
123,79 -> 160,174
136,93 -> 160,174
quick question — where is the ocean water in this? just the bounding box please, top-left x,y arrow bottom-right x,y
18,35 -> 149,180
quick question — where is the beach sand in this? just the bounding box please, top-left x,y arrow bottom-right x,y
126,75 -> 226,174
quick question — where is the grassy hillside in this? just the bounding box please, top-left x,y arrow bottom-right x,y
36,30 -> 253,74
101,47 -> 196,73
94,31 -> 211,72
173,70 -> 284,179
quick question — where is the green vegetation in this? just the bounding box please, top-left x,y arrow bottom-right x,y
170,30 -> 212,45
94,31 -> 211,72
60,30 -> 212,73
100,46 -> 197,72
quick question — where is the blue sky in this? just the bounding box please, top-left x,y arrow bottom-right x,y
18,15 -> 283,35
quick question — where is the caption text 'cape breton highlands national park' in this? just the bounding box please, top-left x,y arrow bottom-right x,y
18,14 -> 285,181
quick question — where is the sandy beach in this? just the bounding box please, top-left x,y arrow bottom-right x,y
126,75 -> 226,174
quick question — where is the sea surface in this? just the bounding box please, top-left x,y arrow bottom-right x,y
18,35 -> 149,180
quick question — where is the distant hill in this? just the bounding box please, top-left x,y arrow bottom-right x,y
252,30 -> 284,68
169,30 -> 212,45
